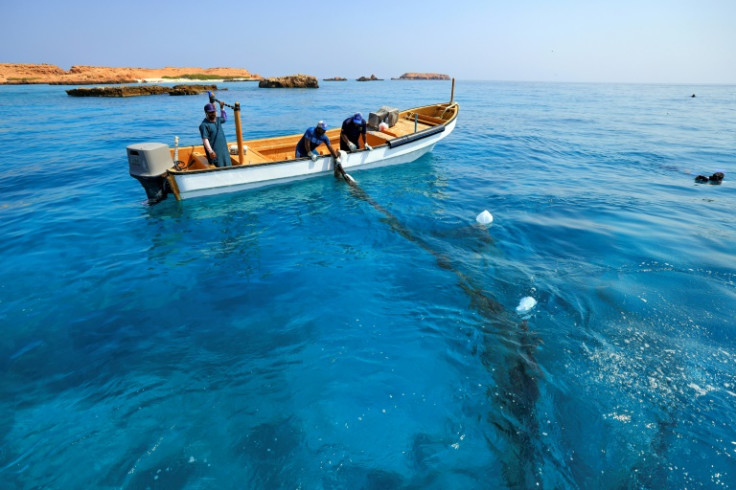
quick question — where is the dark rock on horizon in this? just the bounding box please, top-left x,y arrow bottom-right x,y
357,74 -> 383,81
66,84 -> 219,97
167,84 -> 218,96
323,77 -> 347,81
396,73 -> 451,80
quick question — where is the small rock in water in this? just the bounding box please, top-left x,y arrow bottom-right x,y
516,296 -> 537,315
476,210 -> 493,225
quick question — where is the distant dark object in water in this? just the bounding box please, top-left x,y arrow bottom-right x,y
357,74 -> 383,81
691,93 -> 696,98
695,172 -> 724,184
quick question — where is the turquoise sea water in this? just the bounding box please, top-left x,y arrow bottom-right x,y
1,80 -> 735,489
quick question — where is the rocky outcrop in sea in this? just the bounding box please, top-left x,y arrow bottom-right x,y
65,84 -> 219,97
258,74 -> 319,88
394,73 -> 450,80
356,74 -> 383,81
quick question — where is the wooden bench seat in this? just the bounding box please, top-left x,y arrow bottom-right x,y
233,147 -> 271,165
366,131 -> 397,147
182,147 -> 273,168
188,153 -> 212,170
392,118 -> 432,134
404,112 -> 445,125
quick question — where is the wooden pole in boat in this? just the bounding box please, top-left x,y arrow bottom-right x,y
450,78 -> 455,104
234,102 -> 245,164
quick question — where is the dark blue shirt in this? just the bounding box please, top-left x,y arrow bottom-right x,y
296,127 -> 330,156
341,117 -> 367,145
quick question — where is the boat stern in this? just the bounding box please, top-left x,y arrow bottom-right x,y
127,142 -> 174,203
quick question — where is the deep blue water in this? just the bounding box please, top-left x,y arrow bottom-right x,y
1,80 -> 735,489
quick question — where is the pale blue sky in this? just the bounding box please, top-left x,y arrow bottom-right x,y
2,0 -> 734,83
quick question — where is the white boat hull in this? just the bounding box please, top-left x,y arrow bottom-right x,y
173,118 -> 456,200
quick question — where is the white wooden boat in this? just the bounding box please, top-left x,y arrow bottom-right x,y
128,95 -> 458,202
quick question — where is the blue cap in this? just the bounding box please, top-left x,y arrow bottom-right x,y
204,103 -> 216,112
352,112 -> 363,124
316,121 -> 327,130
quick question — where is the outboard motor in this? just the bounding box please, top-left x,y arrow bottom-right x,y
127,142 -> 174,203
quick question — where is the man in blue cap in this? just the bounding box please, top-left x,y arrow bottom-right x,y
340,112 -> 372,152
199,102 -> 232,167
295,121 -> 340,162
295,121 -> 354,181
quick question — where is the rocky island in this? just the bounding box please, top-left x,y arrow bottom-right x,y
66,84 -> 220,97
393,73 -> 451,80
258,74 -> 319,88
0,63 -> 260,85
323,77 -> 347,81
357,74 -> 383,81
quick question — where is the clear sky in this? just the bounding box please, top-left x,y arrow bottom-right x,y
2,0 -> 734,83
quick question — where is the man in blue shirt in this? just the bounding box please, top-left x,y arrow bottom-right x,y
295,121 -> 340,161
199,102 -> 232,167
295,121 -> 354,182
340,112 -> 372,152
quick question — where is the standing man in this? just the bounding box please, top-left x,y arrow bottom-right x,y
199,102 -> 232,167
340,112 -> 372,152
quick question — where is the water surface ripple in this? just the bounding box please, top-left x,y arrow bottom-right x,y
0,81 -> 734,488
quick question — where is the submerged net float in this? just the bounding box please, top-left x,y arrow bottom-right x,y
476,210 -> 493,225
516,296 -> 537,315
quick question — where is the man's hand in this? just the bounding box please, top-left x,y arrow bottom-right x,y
347,141 -> 357,152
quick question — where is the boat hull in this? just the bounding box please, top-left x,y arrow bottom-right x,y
128,100 -> 459,202
173,117 -> 456,200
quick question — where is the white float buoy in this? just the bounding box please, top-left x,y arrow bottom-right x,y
230,143 -> 247,155
515,296 -> 537,315
476,210 -> 494,225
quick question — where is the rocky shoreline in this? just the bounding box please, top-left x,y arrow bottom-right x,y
0,63 -> 260,85
1,64 -> 451,87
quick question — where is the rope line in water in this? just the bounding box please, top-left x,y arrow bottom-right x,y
343,180 -> 560,486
